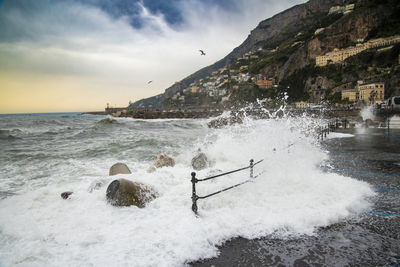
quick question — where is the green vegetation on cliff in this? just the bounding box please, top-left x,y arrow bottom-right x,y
276,44 -> 400,102
132,0 -> 400,108
362,0 -> 400,39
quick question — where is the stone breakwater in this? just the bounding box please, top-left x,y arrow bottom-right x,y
85,106 -> 371,120
91,107 -> 224,119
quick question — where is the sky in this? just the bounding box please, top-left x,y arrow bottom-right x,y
0,0 -> 305,113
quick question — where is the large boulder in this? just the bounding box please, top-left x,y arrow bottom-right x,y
153,154 -> 175,168
191,152 -> 209,170
207,113 -> 244,128
109,163 -> 132,176
61,191 -> 73,199
106,178 -> 157,207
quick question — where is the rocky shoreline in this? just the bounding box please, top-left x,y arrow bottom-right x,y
85,107 -> 368,120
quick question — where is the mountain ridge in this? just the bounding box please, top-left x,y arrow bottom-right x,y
132,0 -> 400,108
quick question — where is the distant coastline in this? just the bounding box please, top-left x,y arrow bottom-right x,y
83,106 -> 372,121
0,112 -> 84,117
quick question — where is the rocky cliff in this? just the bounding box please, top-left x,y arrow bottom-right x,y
132,0 -> 400,107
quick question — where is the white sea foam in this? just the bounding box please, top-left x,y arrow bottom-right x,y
325,132 -> 354,139
360,105 -> 375,121
0,115 -> 374,266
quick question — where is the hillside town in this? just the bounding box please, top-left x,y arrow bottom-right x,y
106,0 -> 400,118
157,33 -> 399,111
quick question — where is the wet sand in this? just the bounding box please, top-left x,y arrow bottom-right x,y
191,128 -> 400,266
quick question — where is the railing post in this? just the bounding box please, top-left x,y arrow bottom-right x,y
321,127 -> 324,140
191,172 -> 198,215
250,159 -> 254,178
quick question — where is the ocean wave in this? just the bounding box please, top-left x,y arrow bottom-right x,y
0,110 -> 376,266
0,191 -> 16,199
97,116 -> 118,124
0,129 -> 22,140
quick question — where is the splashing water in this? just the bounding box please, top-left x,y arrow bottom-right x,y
360,105 -> 375,121
0,111 -> 374,266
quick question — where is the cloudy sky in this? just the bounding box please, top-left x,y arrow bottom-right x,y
0,0 -> 305,113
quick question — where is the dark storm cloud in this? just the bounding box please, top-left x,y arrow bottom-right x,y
0,0 -> 306,100
0,0 -> 276,43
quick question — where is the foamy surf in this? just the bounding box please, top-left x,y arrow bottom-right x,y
0,113 -> 375,266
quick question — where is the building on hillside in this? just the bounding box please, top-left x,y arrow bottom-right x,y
237,73 -> 250,82
316,35 -> 400,67
256,76 -> 274,89
191,86 -> 200,93
328,4 -> 354,15
344,4 -> 355,14
357,82 -> 385,104
328,6 -> 344,14
218,89 -> 227,96
341,89 -> 357,102
366,35 -> 400,49
294,101 -> 309,109
345,4 -> 355,11
316,44 -> 366,66
315,28 -> 325,35
239,65 -> 248,72
208,88 -> 227,97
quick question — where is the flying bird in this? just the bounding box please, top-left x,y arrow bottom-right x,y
148,80 -> 153,84
199,50 -> 206,56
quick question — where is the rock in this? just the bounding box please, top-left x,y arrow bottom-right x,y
61,191 -> 73,199
191,152 -> 209,170
207,113 -> 244,128
112,111 -> 122,117
109,163 -> 132,176
147,166 -> 156,173
106,178 -> 157,207
153,154 -> 175,168
207,117 -> 229,128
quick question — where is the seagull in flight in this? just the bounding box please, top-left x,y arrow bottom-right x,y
148,80 -> 153,84
199,50 -> 206,56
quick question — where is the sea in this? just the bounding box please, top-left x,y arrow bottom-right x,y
0,110 -> 399,266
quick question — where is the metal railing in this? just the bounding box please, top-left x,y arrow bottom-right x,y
387,116 -> 400,131
317,119 -> 342,140
387,116 -> 400,143
189,118 -> 346,214
191,159 -> 263,215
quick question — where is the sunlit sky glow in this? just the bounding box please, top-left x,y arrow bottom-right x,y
0,0 -> 305,113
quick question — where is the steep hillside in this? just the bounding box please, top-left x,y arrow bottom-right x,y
132,0 -> 400,108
